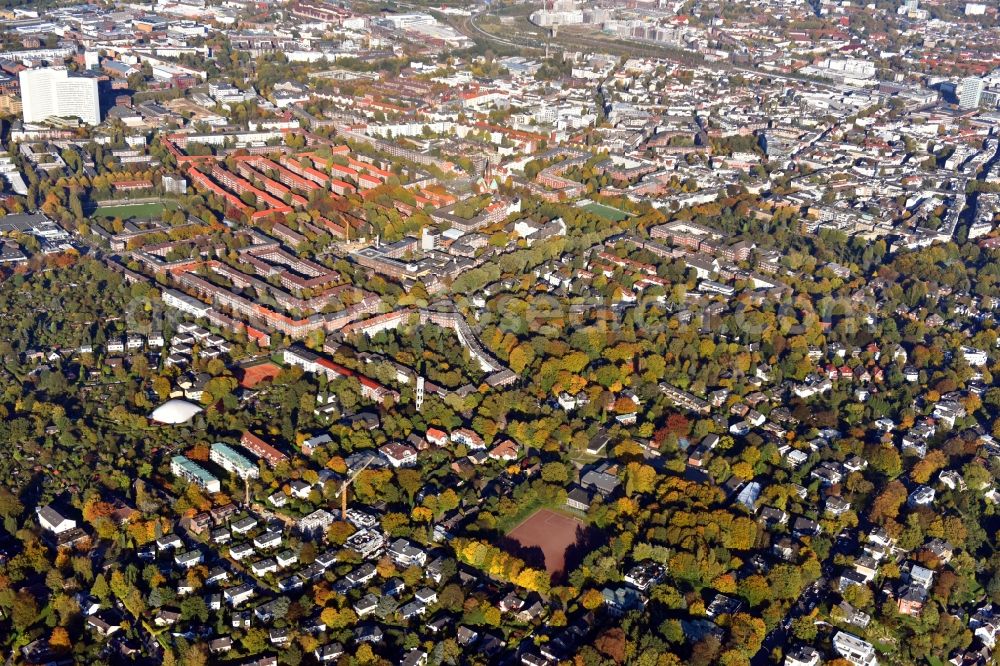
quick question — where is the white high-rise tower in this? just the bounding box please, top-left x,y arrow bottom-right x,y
958,77 -> 984,110
19,67 -> 100,125
415,377 -> 425,412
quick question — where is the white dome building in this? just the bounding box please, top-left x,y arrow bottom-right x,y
150,399 -> 203,424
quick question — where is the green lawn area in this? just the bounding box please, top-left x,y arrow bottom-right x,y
581,201 -> 630,222
91,201 -> 172,220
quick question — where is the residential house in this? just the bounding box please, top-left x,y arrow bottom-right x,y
154,608 -> 181,627
380,442 -> 418,468
224,584 -> 255,607
826,496 -> 851,517
253,530 -> 282,550
251,558 -> 278,576
415,588 -> 438,605
289,480 -> 312,500
36,505 -> 76,534
174,550 -> 203,569
837,601 -> 871,629
488,439 -> 520,462
832,631 -> 878,666
399,600 -> 427,620
602,586 -> 645,616
970,604 -> 1000,648
784,646 -> 821,666
923,538 -> 954,564
314,644 -> 345,663
897,585 -> 927,616
839,570 -> 868,592
401,650 -> 428,666
451,428 -> 485,449
908,485 -> 936,508
425,428 -> 448,447
758,506 -> 789,528
209,637 -> 232,654
792,516 -> 821,537
939,470 -> 966,491
706,594 -> 743,619
624,561 -> 666,592
87,613 -> 122,637
565,486 -> 593,512
388,538 -> 427,567
580,463 -> 621,498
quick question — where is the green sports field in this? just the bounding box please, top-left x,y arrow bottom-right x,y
91,201 -> 173,219
581,201 -> 630,222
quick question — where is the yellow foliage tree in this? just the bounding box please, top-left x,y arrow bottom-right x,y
580,588 -> 605,610
49,627 -> 71,651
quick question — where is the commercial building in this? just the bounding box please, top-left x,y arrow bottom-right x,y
19,67 -> 100,125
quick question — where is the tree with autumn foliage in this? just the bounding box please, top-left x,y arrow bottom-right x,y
49,626 -> 71,652
870,480 -> 908,524
910,450 -> 947,484
580,588 -> 605,610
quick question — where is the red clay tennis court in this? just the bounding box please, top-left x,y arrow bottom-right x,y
237,362 -> 282,389
506,508 -> 586,576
